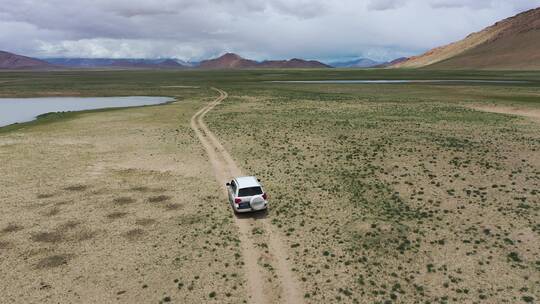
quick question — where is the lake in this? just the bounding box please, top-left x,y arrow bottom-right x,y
0,96 -> 173,127
271,80 -> 528,84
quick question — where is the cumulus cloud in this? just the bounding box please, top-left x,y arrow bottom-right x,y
1,0 -> 539,61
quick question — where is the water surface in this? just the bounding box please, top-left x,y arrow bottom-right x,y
0,96 -> 173,127
271,80 -> 528,84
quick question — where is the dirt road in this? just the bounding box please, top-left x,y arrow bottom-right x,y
190,88 -> 303,304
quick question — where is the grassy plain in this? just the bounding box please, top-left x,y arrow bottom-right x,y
1,69 -> 539,303
0,83 -> 247,303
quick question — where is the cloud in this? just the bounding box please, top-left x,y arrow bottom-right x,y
269,0 -> 329,18
37,38 -> 208,59
430,0 -> 494,9
367,0 -> 407,11
1,0 -> 539,61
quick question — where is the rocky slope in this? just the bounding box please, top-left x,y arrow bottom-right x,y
394,8 -> 540,69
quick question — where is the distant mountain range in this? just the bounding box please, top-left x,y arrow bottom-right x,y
328,57 -> 411,68
329,58 -> 382,68
198,53 -> 330,69
0,51 -> 330,70
44,58 -> 190,68
393,7 -> 540,69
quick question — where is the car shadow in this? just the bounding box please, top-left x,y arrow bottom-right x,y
234,208 -> 268,220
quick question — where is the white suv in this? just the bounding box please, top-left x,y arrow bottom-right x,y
226,176 -> 268,213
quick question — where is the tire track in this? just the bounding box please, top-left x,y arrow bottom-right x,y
190,88 -> 303,304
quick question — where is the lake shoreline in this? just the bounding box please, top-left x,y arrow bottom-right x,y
0,97 -> 175,134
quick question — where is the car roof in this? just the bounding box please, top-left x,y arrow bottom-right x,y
234,176 -> 261,188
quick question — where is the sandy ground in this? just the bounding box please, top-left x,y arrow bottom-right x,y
0,93 -> 248,303
190,88 -> 303,304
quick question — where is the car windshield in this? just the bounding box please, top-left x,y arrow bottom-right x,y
238,186 -> 263,197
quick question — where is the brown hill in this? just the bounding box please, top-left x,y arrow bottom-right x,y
198,53 -> 259,69
259,58 -> 330,68
394,7 -> 540,69
198,53 -> 330,69
0,50 -> 53,69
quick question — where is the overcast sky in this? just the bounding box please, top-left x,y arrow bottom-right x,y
1,0 -> 539,62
